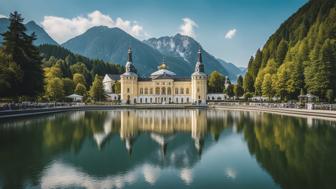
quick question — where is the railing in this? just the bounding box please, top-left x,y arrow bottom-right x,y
0,102 -> 85,111
208,101 -> 336,111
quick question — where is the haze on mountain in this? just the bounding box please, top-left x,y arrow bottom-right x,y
0,18 -> 57,45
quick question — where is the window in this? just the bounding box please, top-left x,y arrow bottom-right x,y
186,88 -> 189,94
127,88 -> 130,93
150,88 -> 153,94
145,88 -> 148,94
161,87 -> 166,95
180,88 -> 184,94
155,87 -> 160,95
197,88 -> 200,92
140,88 -> 143,94
175,88 -> 179,95
167,87 -> 171,95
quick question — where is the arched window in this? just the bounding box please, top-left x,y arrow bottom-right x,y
155,87 -> 160,95
175,88 -> 179,95
145,88 -> 148,94
181,98 -> 184,103
140,98 -> 142,103
161,87 -> 166,95
145,98 -> 147,103
187,98 -> 189,103
167,87 -> 172,95
180,88 -> 184,94
186,88 -> 189,94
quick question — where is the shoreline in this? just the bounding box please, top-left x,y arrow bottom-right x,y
1,104 -> 336,120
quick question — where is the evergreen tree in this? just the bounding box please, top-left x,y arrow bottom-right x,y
243,73 -> 254,93
234,75 -> 244,97
1,11 -> 43,98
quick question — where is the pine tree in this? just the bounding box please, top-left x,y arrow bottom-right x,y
1,11 -> 43,98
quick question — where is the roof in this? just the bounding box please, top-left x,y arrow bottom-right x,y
150,69 -> 176,77
106,74 -> 120,81
66,94 -> 83,98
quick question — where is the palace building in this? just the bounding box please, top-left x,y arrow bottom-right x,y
116,48 -> 207,104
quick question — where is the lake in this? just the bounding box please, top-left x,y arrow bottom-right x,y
0,109 -> 336,189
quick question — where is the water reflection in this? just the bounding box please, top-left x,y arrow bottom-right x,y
0,109 -> 336,189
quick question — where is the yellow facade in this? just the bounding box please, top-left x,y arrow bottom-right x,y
120,48 -> 207,104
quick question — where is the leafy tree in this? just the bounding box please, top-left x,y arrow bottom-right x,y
226,84 -> 235,98
74,83 -> 87,96
73,73 -> 86,86
89,75 -> 105,101
262,74 -> 273,99
62,78 -> 74,96
0,51 -> 23,97
45,77 -> 64,101
326,89 -> 334,103
1,11 -> 43,97
113,81 -> 121,94
208,71 -> 226,93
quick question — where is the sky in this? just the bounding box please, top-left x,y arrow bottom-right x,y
0,0 -> 307,67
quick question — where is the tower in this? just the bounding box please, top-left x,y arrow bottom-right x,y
120,48 -> 138,104
191,48 -> 207,104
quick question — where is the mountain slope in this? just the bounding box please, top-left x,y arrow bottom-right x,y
62,26 -> 194,76
0,18 -> 58,46
144,34 -> 240,80
217,58 -> 245,78
245,0 -> 336,98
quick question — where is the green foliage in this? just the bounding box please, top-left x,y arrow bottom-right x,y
326,89 -> 334,103
62,78 -> 74,96
89,75 -> 105,101
112,81 -> 121,94
245,0 -> 336,101
262,74 -> 273,99
44,77 -> 64,101
225,84 -> 235,97
0,51 -> 23,97
207,71 -> 226,93
73,73 -> 86,87
74,83 -> 87,96
1,11 -> 43,98
234,75 -> 244,97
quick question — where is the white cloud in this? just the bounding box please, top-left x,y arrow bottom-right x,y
179,18 -> 198,38
0,14 -> 7,18
41,10 -> 148,43
225,29 -> 237,39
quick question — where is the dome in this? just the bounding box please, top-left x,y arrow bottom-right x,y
150,69 -> 176,77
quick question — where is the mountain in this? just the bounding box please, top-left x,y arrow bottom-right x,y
62,26 -> 193,76
245,0 -> 336,99
144,34 -> 239,80
217,58 -> 245,79
0,18 -> 58,46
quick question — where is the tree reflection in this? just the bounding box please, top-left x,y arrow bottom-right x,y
0,110 -> 336,189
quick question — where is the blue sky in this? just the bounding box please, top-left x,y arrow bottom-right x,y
0,0 -> 307,67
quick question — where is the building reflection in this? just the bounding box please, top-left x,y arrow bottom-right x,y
119,109 -> 207,156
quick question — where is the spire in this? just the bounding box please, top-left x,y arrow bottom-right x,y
197,48 -> 202,63
128,47 -> 132,62
125,47 -> 137,74
194,48 -> 204,73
